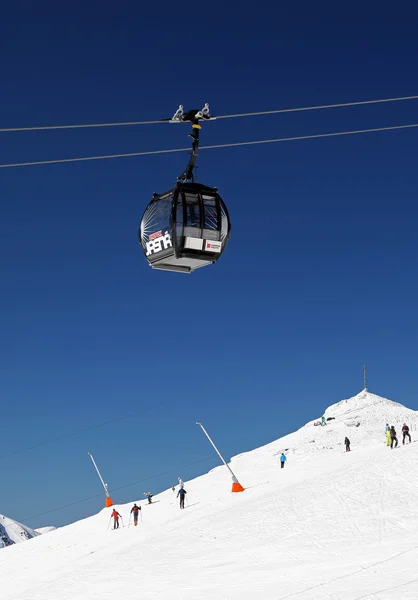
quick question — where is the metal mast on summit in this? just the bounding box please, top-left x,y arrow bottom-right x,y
363,365 -> 367,391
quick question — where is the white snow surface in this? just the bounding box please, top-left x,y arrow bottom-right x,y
0,514 -> 40,547
35,526 -> 57,535
2,390 -> 418,600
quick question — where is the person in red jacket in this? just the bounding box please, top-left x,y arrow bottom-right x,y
111,509 -> 121,529
402,424 -> 411,445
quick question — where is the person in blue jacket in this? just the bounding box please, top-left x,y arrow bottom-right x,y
280,453 -> 287,469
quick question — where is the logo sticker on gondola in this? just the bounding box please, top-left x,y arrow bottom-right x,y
205,240 -> 222,253
146,230 -> 172,256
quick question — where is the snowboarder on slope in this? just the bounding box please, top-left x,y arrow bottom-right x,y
177,487 -> 187,509
111,509 -> 121,529
130,504 -> 141,526
280,453 -> 287,468
385,428 -> 391,447
144,492 -> 153,504
390,426 -> 398,449
345,437 -> 351,452
402,423 -> 411,444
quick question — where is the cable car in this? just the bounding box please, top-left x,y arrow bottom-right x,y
139,104 -> 231,273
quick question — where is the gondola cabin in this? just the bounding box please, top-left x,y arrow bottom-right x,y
140,182 -> 231,273
139,104 -> 232,274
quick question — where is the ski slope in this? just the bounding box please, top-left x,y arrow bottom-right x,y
2,390 -> 418,600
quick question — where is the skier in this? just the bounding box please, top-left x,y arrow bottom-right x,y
385,423 -> 390,432
385,427 -> 391,447
321,416 -> 326,426
390,425 -> 398,449
280,453 -> 287,468
178,477 -> 184,489
130,504 -> 141,526
144,492 -> 153,504
344,437 -> 351,452
171,485 -> 175,492
111,509 -> 121,529
402,423 -> 411,444
177,486 -> 187,509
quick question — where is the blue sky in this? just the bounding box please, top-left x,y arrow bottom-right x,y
1,4 -> 417,527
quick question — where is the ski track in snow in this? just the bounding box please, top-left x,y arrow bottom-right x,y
1,390 -> 418,600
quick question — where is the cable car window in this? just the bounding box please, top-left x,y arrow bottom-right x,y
175,194 -> 184,246
202,195 -> 220,241
184,193 -> 201,228
140,194 -> 173,258
220,203 -> 229,243
184,192 -> 201,238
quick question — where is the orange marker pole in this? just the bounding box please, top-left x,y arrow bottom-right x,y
196,422 -> 244,493
88,452 -> 113,507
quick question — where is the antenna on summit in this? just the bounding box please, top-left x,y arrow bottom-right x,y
363,365 -> 367,391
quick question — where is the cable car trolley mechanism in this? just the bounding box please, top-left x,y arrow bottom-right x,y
139,104 -> 231,273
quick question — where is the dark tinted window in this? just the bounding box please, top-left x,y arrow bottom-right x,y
184,193 -> 201,229
202,195 -> 218,231
175,194 -> 184,245
140,195 -> 173,257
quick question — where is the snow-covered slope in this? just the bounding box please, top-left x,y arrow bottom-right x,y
34,526 -> 57,535
0,514 -> 40,547
1,390 -> 418,600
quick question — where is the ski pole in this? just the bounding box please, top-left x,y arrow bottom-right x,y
107,516 -> 112,530
120,516 -> 125,528
128,514 -> 131,528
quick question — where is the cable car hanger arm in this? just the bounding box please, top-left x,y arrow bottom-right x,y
168,104 -> 215,183
179,124 -> 199,183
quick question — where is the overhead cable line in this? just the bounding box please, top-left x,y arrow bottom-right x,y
0,401 -> 173,461
20,455 -> 214,522
215,94 -> 418,120
1,122 -> 417,169
0,413 -> 135,460
0,118 -> 165,133
0,94 -> 417,133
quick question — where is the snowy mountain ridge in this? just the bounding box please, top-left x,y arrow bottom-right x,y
0,514 -> 40,548
1,389 -> 418,600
